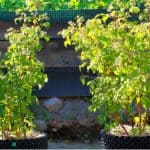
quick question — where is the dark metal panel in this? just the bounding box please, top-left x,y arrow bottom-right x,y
38,38 -> 80,68
0,21 -> 67,40
34,67 -> 91,97
0,38 -> 80,68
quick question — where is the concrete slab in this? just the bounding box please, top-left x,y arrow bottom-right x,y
48,140 -> 102,149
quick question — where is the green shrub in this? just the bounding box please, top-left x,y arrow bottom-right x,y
61,0 -> 150,135
0,0 -> 50,139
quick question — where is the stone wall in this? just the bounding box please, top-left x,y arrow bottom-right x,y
32,97 -> 100,140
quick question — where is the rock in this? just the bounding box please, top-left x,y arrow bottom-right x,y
47,99 -> 99,129
52,128 -> 57,132
43,97 -> 63,112
56,122 -> 63,129
34,119 -> 47,131
47,120 -> 58,127
62,121 -> 72,127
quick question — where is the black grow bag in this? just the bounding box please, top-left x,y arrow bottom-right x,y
0,133 -> 48,149
100,130 -> 150,149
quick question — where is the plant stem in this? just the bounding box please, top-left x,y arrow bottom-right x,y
116,112 -> 129,135
137,101 -> 142,129
138,103 -> 142,128
121,123 -> 129,136
18,89 -> 27,139
2,124 -> 4,140
15,73 -> 27,139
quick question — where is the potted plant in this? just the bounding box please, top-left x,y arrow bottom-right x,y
60,0 -> 150,148
0,0 -> 50,149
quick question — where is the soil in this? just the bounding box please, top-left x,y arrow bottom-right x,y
109,125 -> 150,136
47,124 -> 100,141
0,130 -> 44,140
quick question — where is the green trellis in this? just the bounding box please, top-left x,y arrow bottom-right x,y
0,9 -> 105,23
0,0 -> 108,23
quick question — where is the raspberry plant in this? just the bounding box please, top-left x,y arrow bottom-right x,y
0,0 -> 50,139
61,0 -> 150,135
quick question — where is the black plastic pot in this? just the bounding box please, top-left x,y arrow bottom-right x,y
0,133 -> 48,149
100,130 -> 150,149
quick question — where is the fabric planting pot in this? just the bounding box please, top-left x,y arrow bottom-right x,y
100,130 -> 150,149
0,133 -> 48,149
